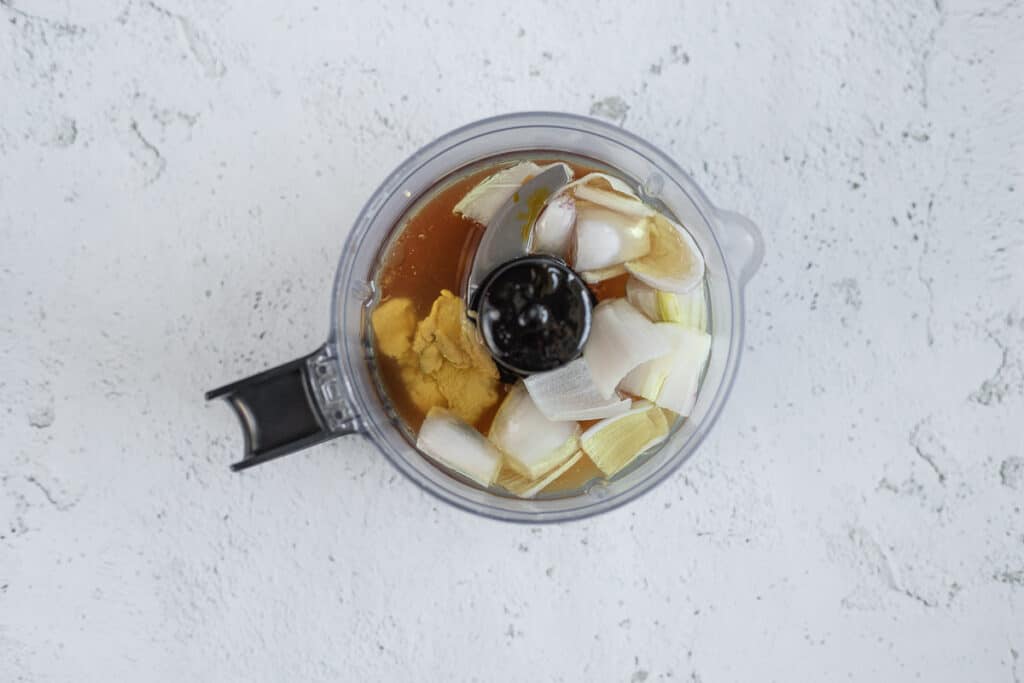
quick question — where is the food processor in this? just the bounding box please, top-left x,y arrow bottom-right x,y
206,111 -> 763,523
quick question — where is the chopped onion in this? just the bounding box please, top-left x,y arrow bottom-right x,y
567,172 -> 636,195
561,173 -> 653,218
625,277 -> 659,320
625,276 -> 707,330
523,358 -> 632,421
488,383 -> 580,479
580,401 -> 670,477
655,328 -> 712,416
497,450 -> 584,498
620,324 -> 710,415
454,161 -> 573,226
573,206 -> 651,271
583,299 -> 672,398
656,286 -> 707,331
580,264 -> 627,284
416,407 -> 503,486
625,213 -> 705,293
531,171 -> 646,258
573,185 -> 655,218
529,193 -> 576,257
618,323 -> 687,401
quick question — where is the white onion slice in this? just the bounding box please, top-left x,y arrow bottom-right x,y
655,328 -> 712,416
560,172 -> 650,211
625,213 -> 705,294
524,358 -> 632,421
573,184 -> 655,218
497,450 -> 584,498
657,287 -> 707,331
583,299 -> 672,398
416,407 -> 503,486
625,277 -> 659,320
488,383 -> 579,479
580,264 -> 627,284
618,323 -> 687,401
529,193 -> 576,256
580,401 -> 670,477
620,325 -> 710,415
573,206 -> 651,271
625,277 -> 707,330
534,172 -> 653,268
454,161 -> 573,226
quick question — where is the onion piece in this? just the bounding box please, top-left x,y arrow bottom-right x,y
497,450 -> 584,498
583,299 -> 672,398
535,172 -> 654,269
454,162 -> 573,226
531,172 -> 641,259
625,277 -> 659,320
580,264 -> 627,284
625,213 -> 704,293
559,173 -> 652,217
655,328 -> 712,416
573,206 -> 651,271
523,358 -> 632,421
656,287 -> 707,331
620,325 -> 710,415
416,407 -> 503,486
529,193 -> 576,257
580,401 -> 670,477
567,172 -> 636,195
618,323 -> 686,401
488,383 -> 580,479
573,185 -> 655,218
626,276 -> 707,330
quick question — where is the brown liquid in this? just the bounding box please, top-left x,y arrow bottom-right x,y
372,155 -> 632,495
374,166 -> 499,433
588,273 -> 629,300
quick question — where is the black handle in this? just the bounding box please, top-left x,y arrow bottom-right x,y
205,345 -> 358,471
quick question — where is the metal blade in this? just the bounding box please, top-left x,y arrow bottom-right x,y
465,163 -> 572,305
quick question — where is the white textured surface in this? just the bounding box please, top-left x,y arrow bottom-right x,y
2,0 -> 1023,680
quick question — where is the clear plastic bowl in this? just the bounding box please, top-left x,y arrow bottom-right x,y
207,112 -> 763,523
